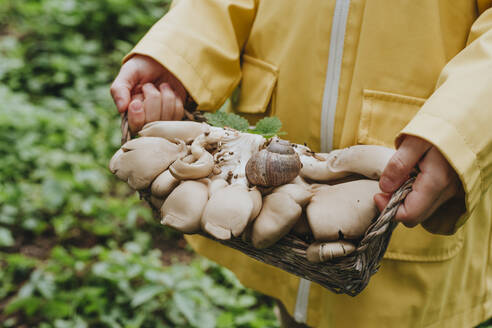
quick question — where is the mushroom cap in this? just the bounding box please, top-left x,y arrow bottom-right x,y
151,170 -> 180,198
272,183 -> 313,207
207,178 -> 229,198
170,152 -> 215,180
251,192 -> 302,249
161,180 -> 209,234
248,187 -> 263,222
169,129 -> 224,180
328,145 -> 395,179
109,137 -> 186,190
298,145 -> 395,182
306,179 -> 380,241
201,184 -> 255,240
139,121 -> 209,144
298,151 -> 349,181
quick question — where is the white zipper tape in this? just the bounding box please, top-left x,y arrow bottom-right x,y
293,278 -> 311,323
320,0 -> 351,153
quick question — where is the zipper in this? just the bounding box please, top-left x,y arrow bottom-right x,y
293,0 -> 351,323
320,0 -> 351,153
293,278 -> 311,323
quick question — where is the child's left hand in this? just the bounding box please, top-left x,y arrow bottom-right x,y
374,135 -> 464,228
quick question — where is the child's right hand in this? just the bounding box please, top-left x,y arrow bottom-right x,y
110,55 -> 188,134
127,82 -> 185,134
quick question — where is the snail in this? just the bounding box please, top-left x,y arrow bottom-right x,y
245,138 -> 302,187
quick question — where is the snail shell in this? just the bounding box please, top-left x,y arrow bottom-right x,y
246,139 -> 302,187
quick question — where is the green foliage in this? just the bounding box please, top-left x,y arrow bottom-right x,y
204,111 -> 250,132
0,0 -> 279,326
0,0 -> 169,103
205,111 -> 285,138
251,117 -> 286,138
1,249 -> 278,327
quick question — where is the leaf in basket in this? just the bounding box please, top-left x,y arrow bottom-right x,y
204,111 -> 249,131
251,116 -> 283,136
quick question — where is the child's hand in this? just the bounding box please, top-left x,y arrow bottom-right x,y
110,55 -> 188,133
126,83 -> 184,134
374,135 -> 464,228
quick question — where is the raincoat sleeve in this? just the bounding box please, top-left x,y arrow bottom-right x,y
123,0 -> 257,110
398,3 -> 492,234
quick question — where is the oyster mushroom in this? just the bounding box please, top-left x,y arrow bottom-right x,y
195,129 -> 267,239
169,129 -> 225,180
296,144 -> 394,182
328,145 -> 395,179
201,183 -> 262,240
151,170 -> 180,198
306,241 -> 356,263
207,178 -> 229,197
251,192 -> 302,249
211,128 -> 266,185
160,179 -> 209,233
306,179 -> 381,241
139,121 -> 210,144
109,137 -> 186,190
272,183 -> 313,206
251,182 -> 312,249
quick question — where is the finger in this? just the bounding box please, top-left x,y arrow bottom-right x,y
128,95 -> 145,134
379,136 -> 432,193
110,64 -> 139,113
394,148 -> 457,226
160,83 -> 176,121
394,171 -> 441,227
374,193 -> 391,213
142,83 -> 162,123
172,96 -> 185,121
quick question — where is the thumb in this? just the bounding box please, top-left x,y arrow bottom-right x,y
379,135 -> 431,193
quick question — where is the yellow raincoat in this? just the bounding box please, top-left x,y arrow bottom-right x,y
126,1 -> 492,326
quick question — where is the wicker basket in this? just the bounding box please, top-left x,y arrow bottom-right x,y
120,114 -> 414,296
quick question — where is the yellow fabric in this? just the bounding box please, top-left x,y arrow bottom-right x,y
126,0 -> 492,326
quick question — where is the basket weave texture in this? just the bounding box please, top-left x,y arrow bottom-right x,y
120,114 -> 414,296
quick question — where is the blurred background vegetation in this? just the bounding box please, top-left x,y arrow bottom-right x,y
0,0 -> 279,326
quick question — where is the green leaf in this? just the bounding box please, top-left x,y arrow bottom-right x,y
216,312 -> 234,328
0,227 -> 14,247
131,285 -> 166,308
251,116 -> 283,136
5,296 -> 42,316
204,111 -> 249,131
173,291 -> 197,324
44,300 -> 74,319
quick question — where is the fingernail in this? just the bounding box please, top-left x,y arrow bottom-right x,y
130,101 -> 143,112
